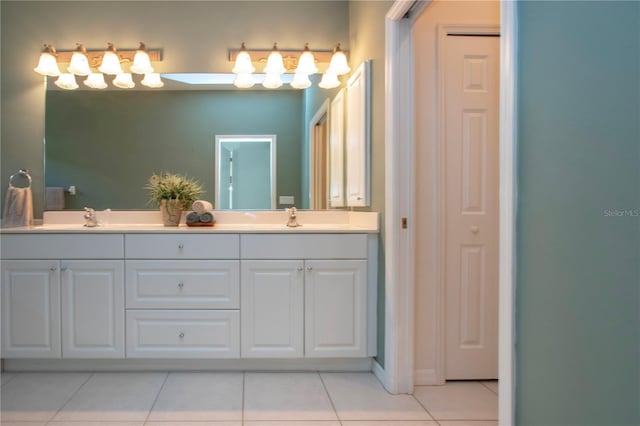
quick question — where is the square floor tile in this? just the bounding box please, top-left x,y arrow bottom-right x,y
438,422 -> 498,426
321,373 -> 432,421
147,372 -> 242,421
1,422 -> 46,426
146,423 -> 241,426
342,422 -> 438,426
1,373 -> 90,422
413,381 -> 498,420
52,372 -> 166,422
481,380 -> 498,394
47,422 -> 143,426
245,422 -> 341,426
244,372 -> 337,421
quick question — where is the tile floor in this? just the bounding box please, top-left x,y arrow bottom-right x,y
1,371 -> 498,426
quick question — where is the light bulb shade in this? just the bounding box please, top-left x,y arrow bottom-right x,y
54,73 -> 79,90
34,52 -> 61,76
233,72 -> 255,88
68,52 -> 91,76
327,45 -> 350,76
113,72 -> 135,88
141,72 -> 164,88
233,50 -> 255,74
84,73 -> 107,89
296,50 -> 318,74
264,45 -> 285,75
290,72 -> 311,89
318,72 -> 340,89
131,43 -> 154,74
99,44 -> 123,75
262,73 -> 283,89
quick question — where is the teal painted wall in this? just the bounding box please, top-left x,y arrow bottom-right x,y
517,1 -> 640,424
45,90 -> 302,210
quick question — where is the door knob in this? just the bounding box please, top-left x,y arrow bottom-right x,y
471,226 -> 479,234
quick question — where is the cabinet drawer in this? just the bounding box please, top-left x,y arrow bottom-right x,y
126,310 -> 239,358
126,260 -> 239,309
125,234 -> 239,259
240,234 -> 368,259
1,234 -> 124,259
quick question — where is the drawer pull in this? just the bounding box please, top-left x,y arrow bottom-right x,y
179,332 -> 185,339
60,267 -> 68,272
178,282 -> 184,289
49,267 -> 57,272
178,244 -> 185,250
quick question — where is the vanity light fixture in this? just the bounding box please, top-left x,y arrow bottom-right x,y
141,72 -> 164,88
295,43 -> 318,74
67,43 -> 91,76
232,42 -> 255,74
327,43 -> 350,76
34,44 -> 61,76
54,73 -> 79,90
98,43 -> 124,75
84,72 -> 108,89
264,43 -> 286,75
113,72 -> 135,88
130,42 -> 154,74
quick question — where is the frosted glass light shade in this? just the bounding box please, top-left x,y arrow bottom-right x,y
233,72 -> 255,88
318,72 -> 340,89
233,44 -> 255,74
141,73 -> 164,88
67,44 -> 90,76
131,43 -> 154,74
262,73 -> 283,89
84,73 -> 107,89
54,73 -> 79,90
295,47 -> 318,74
264,44 -> 285,75
99,44 -> 123,75
290,72 -> 311,89
327,45 -> 350,76
113,72 -> 135,88
34,52 -> 60,76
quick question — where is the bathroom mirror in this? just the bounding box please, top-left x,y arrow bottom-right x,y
44,74 -> 334,211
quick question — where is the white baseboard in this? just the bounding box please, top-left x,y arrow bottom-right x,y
372,359 -> 389,389
414,368 -> 442,385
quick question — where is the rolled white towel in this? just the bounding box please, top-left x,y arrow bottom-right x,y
199,211 -> 215,223
191,200 -> 213,214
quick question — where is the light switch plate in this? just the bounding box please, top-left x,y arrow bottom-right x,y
279,195 -> 295,205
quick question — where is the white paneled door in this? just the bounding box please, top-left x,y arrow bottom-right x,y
445,35 -> 499,380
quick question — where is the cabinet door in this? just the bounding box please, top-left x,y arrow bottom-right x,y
345,61 -> 371,207
329,88 -> 346,207
305,260 -> 367,357
61,260 -> 125,358
1,260 -> 61,358
241,260 -> 303,358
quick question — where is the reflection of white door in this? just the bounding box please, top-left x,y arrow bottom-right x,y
444,35 -> 499,380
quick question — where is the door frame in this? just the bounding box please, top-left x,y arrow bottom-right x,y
435,23 -> 501,384
381,1 -> 517,425
308,100 -> 330,209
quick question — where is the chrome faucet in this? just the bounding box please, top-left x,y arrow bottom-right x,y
286,207 -> 300,227
83,207 -> 98,227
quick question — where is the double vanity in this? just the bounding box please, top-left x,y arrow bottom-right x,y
0,210 -> 378,371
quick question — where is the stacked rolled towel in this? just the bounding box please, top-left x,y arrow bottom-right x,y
186,200 -> 215,225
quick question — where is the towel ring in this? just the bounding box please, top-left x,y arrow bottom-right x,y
8,169 -> 32,189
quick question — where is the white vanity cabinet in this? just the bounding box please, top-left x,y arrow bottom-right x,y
240,234 -> 373,359
0,234 -> 125,359
124,234 -> 241,358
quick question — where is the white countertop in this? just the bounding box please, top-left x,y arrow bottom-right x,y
1,210 -> 379,234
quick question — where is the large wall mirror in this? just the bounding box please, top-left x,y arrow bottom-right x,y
45,74 -> 320,211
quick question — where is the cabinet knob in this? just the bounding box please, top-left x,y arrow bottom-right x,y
297,266 -> 303,272
178,244 -> 184,249
49,267 -> 57,272
471,226 -> 479,234
60,267 -> 68,272
179,332 -> 185,338
306,266 -> 313,272
178,282 -> 184,288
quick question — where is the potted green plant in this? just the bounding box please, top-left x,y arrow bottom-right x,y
145,172 -> 204,226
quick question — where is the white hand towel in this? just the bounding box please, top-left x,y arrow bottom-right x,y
192,200 -> 213,214
2,186 -> 34,227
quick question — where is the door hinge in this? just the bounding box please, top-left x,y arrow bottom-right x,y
401,217 -> 408,229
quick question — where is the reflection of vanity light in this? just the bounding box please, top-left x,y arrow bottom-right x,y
318,72 -> 340,89
141,73 -> 164,88
290,72 -> 311,89
67,44 -> 91,76
84,73 -> 108,89
233,72 -> 255,88
262,73 -> 283,89
131,42 -> 154,74
34,44 -> 61,76
54,73 -> 79,90
113,73 -> 135,88
98,43 -> 124,75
